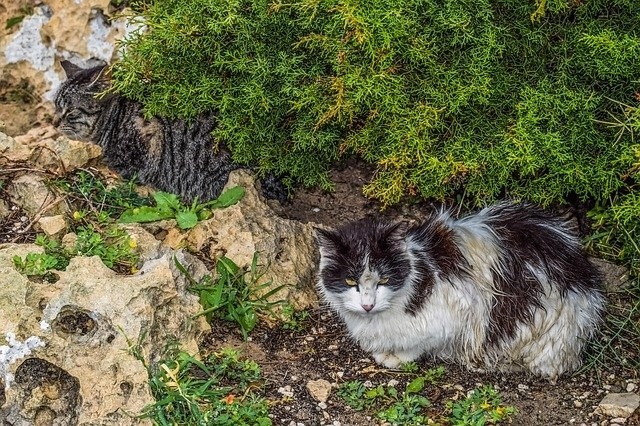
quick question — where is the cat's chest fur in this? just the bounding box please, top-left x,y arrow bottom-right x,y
337,271 -> 490,360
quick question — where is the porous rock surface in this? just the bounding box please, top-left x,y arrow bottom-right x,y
1,0 -> 132,101
176,169 -> 320,310
0,238 -> 209,425
0,125 -> 321,424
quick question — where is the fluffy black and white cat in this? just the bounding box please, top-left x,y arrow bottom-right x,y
316,202 -> 605,378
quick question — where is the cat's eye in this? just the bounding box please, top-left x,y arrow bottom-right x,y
378,277 -> 389,285
345,278 -> 358,286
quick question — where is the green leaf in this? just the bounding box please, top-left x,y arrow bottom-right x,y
405,376 -> 425,394
6,15 -> 24,30
217,256 -> 240,277
153,192 -> 182,211
207,186 -> 245,209
119,206 -> 175,223
176,210 -> 199,229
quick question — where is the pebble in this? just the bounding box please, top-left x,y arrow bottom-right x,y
387,379 -> 399,387
306,379 -> 332,402
574,400 -> 583,408
328,345 -> 338,351
595,392 -> 640,418
518,384 -> 530,391
610,418 -> 627,425
626,383 -> 637,392
312,208 -> 320,213
318,402 -> 327,409
278,385 -> 294,398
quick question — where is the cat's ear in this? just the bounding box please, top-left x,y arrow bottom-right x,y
314,227 -> 342,250
60,60 -> 83,78
86,65 -> 111,87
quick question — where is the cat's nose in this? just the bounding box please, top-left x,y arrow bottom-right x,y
362,304 -> 374,312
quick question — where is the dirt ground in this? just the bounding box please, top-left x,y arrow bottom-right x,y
1,90 -> 639,425
202,308 -> 639,426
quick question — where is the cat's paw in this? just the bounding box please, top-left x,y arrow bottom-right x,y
373,352 -> 403,369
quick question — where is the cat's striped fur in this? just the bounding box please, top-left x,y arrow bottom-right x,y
316,202 -> 605,378
54,60 -> 284,202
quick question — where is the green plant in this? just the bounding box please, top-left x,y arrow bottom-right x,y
447,385 -> 516,425
131,345 -> 272,425
337,367 -> 444,423
280,303 -> 310,332
337,371 -> 515,425
13,235 -> 70,281
176,253 -> 284,339
51,170 -> 150,220
74,224 -> 139,270
113,0 -> 640,208
119,186 -> 244,230
5,6 -> 33,30
13,223 -> 139,276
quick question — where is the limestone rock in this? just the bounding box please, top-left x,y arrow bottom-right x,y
1,0 -> 136,105
186,170 -> 319,310
6,174 -> 66,218
0,226 -> 210,425
595,393 -> 640,418
306,379 -> 333,403
37,215 -> 67,238
0,199 -> 10,221
0,132 -> 32,163
2,128 -> 102,173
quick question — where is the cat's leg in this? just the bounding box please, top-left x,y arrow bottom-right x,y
372,352 -> 403,369
373,347 -> 423,369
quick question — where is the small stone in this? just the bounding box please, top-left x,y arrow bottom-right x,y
278,385 -> 294,398
595,393 -> 640,418
38,215 -> 67,238
333,422 -> 342,426
610,418 -> 627,425
328,345 -> 338,351
625,383 -> 637,393
387,379 -> 399,387
0,199 -> 10,221
518,384 -> 529,391
318,401 -> 327,409
7,175 -> 66,218
312,208 -> 320,213
61,232 -> 78,250
306,379 -> 332,402
574,400 -> 583,408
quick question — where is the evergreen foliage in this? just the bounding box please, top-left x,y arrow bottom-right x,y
113,0 -> 640,207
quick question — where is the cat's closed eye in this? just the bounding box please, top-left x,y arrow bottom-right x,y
378,277 -> 389,285
345,278 -> 357,286
64,109 -> 82,120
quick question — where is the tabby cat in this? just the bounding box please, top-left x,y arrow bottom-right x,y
53,60 -> 284,202
316,202 -> 605,379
